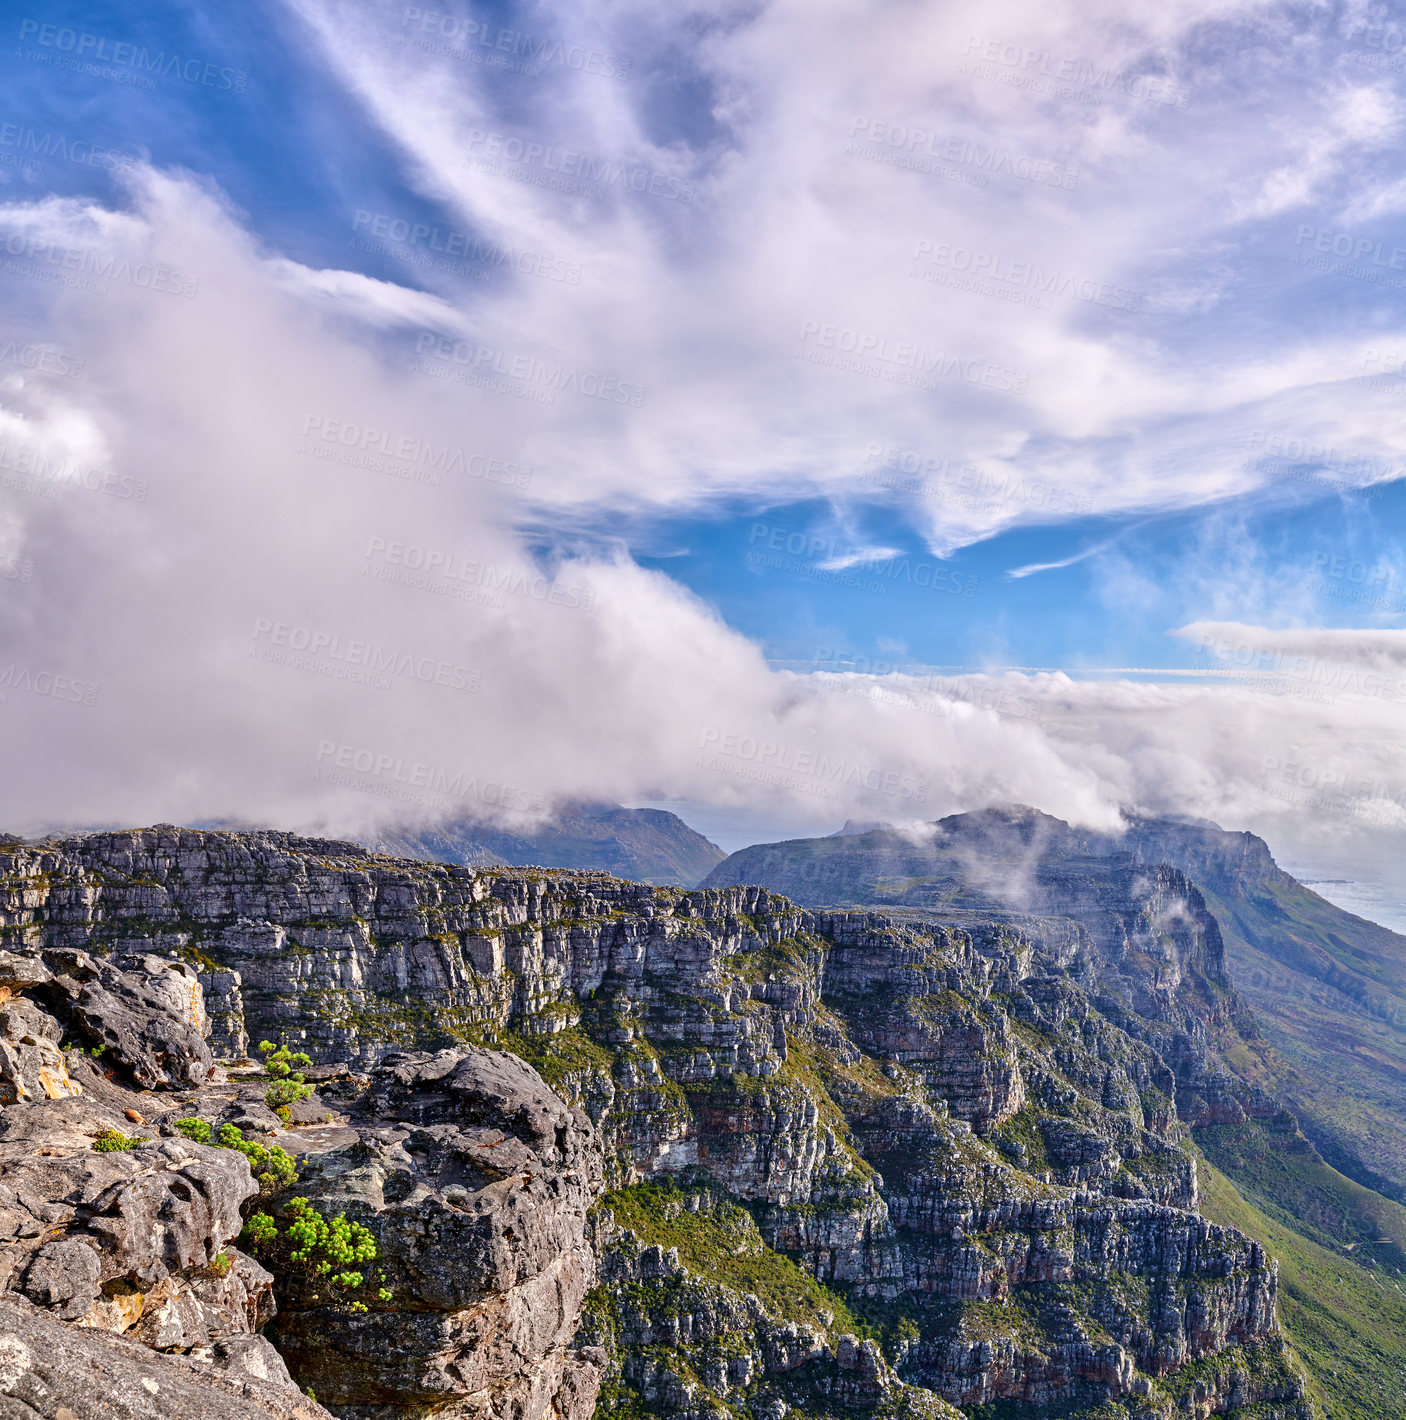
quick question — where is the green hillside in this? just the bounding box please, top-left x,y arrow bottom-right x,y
1196,1150 -> 1406,1420
1194,874 -> 1406,1204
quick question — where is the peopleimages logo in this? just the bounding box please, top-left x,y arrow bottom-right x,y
746,523 -> 979,598
251,619 -> 480,694
1244,429 -> 1397,486
462,130 -> 694,202
314,741 -> 547,814
0,230 -> 199,298
0,340 -> 84,378
1261,754 -> 1406,827
0,123 -> 136,176
797,320 -> 1029,395
1295,224 -> 1406,268
812,650 -> 1044,722
861,443 -> 1092,516
959,36 -> 1189,108
412,333 -> 645,406
697,727 -> 929,802
1197,630 -> 1406,704
0,663 -> 99,706
911,239 -> 1143,312
363,537 -> 597,613
847,118 -> 1077,189
0,441 -> 149,502
399,8 -> 632,80
350,210 -> 581,286
16,19 -> 247,91
302,416 -> 534,488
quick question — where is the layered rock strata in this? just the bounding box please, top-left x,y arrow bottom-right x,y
0,828 -> 1313,1419
0,868 -> 608,1420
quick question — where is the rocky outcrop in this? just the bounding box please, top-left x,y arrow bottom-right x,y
0,827 -> 1312,1419
0,991 -> 325,1418
0,891 -> 607,1420
0,1295 -> 330,1419
269,1048 -> 603,1420
34,948 -> 214,1089
0,994 -> 79,1104
201,964 -> 251,1059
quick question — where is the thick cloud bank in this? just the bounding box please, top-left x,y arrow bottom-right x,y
0,170 -> 1399,858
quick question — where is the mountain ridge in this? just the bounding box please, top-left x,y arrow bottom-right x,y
369,800 -> 725,887
0,825 -> 1316,1418
702,807 -> 1406,1204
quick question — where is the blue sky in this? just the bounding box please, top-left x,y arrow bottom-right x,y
2,0 -> 1406,922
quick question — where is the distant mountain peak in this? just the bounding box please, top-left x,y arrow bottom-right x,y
370,800 -> 723,887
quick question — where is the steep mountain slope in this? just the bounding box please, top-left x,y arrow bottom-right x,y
371,801 -> 725,887
0,827 -> 1312,1420
1137,865 -> 1406,1206
702,808 -> 1406,1201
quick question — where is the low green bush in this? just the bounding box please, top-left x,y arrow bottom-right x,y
92,1128 -> 144,1152
259,1040 -> 314,1123
241,1196 -> 392,1312
173,1117 -> 298,1192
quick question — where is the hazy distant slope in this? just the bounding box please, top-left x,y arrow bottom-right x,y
372,800 -> 724,887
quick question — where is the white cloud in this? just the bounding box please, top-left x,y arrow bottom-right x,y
265,0 -> 1406,549
0,3 -> 1402,917
1175,620 -> 1406,672
1236,82 -> 1400,221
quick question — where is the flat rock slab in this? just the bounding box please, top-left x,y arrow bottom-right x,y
0,1296 -> 332,1419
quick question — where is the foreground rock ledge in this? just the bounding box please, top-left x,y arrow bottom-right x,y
0,1296 -> 330,1420
0,938 -> 605,1419
265,1049 -> 605,1420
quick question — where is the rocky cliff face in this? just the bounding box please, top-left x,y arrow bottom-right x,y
0,827 -> 1311,1420
704,805 -> 1406,1201
0,835 -> 609,1420
703,813 -> 1269,1116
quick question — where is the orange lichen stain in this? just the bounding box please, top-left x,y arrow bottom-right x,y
38,1062 -> 79,1099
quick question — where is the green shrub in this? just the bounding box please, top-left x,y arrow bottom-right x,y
241,1196 -> 390,1312
174,1116 -> 212,1144
173,1117 -> 298,1192
259,1040 -> 314,1123
241,1211 -> 278,1251
219,1123 -> 298,1191
92,1128 -> 144,1152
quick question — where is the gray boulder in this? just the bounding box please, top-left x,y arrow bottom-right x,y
0,1295 -> 332,1418
0,996 -> 80,1105
40,950 -> 213,1089
268,1048 -> 604,1420
0,952 -> 51,992
0,1123 -> 256,1328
